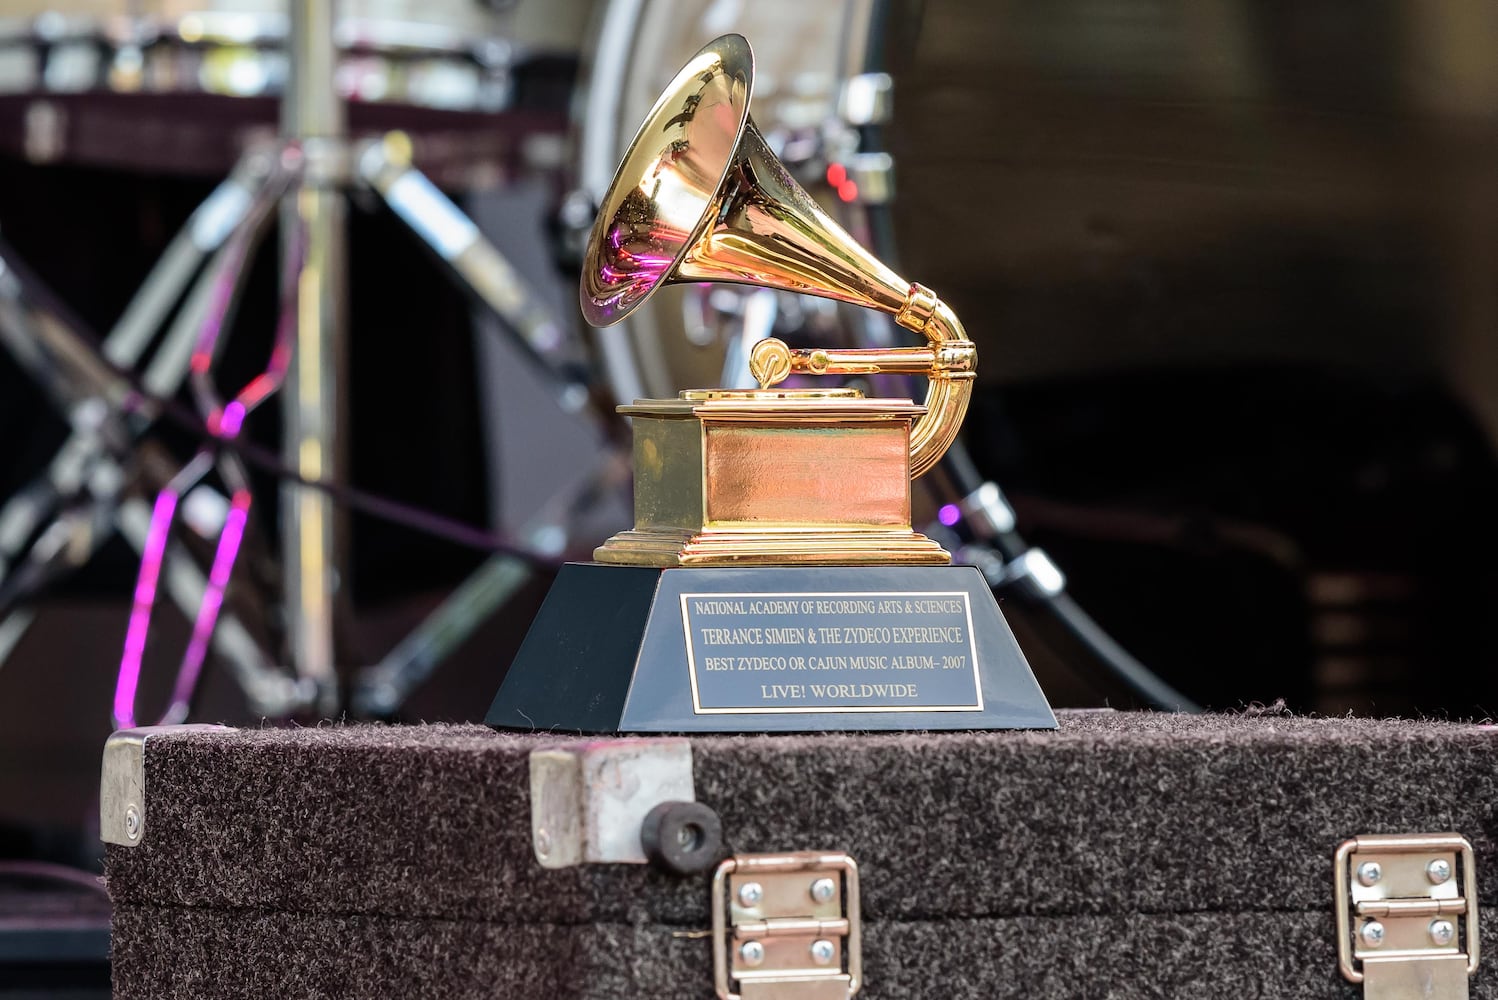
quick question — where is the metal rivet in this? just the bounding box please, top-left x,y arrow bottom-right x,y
738,882 -> 764,907
1427,859 -> 1452,885
124,806 -> 141,842
534,828 -> 551,858
810,877 -> 836,903
1361,921 -> 1386,947
1430,919 -> 1456,946
810,939 -> 836,965
739,941 -> 765,966
1357,861 -> 1382,887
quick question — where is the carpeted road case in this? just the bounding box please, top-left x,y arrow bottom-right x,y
103,713 -> 1497,999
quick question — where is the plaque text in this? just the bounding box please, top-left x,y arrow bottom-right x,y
680,591 -> 983,714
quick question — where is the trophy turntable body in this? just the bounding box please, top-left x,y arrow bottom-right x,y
487,35 -> 1055,732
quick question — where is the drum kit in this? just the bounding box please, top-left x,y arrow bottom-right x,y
51,0 -> 1498,727
0,0 -> 618,727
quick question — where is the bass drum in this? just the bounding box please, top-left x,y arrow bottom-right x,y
577,1 -> 1498,716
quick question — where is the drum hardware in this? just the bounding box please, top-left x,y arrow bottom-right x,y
968,546 -> 1067,600
0,7 -> 617,724
0,243 -> 304,718
115,181 -> 307,730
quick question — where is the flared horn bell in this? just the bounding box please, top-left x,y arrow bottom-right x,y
581,34 -> 977,478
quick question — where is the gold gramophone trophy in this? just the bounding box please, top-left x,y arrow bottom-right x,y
487,34 -> 1054,733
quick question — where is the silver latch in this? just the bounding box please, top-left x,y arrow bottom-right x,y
529,738 -> 695,869
713,852 -> 862,1000
1336,833 -> 1480,999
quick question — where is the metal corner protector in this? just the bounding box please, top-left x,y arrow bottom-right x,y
100,724 -> 233,847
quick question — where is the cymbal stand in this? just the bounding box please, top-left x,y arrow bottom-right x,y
104,3 -> 621,721
0,6 -> 623,722
0,154 -> 274,603
113,175 -> 307,729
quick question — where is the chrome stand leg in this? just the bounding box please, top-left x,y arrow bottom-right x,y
358,136 -> 600,421
0,175 -> 289,701
280,0 -> 347,716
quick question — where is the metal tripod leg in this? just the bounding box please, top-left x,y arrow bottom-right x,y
0,157 -> 272,595
0,175 -> 289,702
280,0 -> 346,717
357,135 -> 603,423
349,554 -> 531,716
114,491 -> 304,719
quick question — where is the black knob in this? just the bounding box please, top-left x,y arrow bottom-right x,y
640,801 -> 724,876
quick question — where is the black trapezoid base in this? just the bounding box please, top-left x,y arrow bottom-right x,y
486,562 -> 1056,734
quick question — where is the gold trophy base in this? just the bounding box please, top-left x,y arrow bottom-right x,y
594,525 -> 952,568
595,389 -> 951,568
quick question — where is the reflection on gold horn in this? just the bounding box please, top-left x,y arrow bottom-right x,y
580,33 -> 975,480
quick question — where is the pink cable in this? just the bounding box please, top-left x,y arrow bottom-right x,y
114,492 -> 178,729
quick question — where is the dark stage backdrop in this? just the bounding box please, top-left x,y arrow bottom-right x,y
877,0 -> 1498,717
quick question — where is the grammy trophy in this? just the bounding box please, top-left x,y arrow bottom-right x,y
486,34 -> 1055,733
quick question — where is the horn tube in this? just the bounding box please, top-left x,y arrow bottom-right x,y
582,33 -> 977,479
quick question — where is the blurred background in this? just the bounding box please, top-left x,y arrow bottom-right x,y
0,0 -> 1495,992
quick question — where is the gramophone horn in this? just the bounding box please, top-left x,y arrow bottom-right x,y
582,33 -> 976,478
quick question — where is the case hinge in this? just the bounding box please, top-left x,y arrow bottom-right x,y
713,852 -> 862,1000
1336,833 -> 1480,1000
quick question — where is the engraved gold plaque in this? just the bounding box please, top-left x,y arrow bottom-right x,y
582,33 -> 978,568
